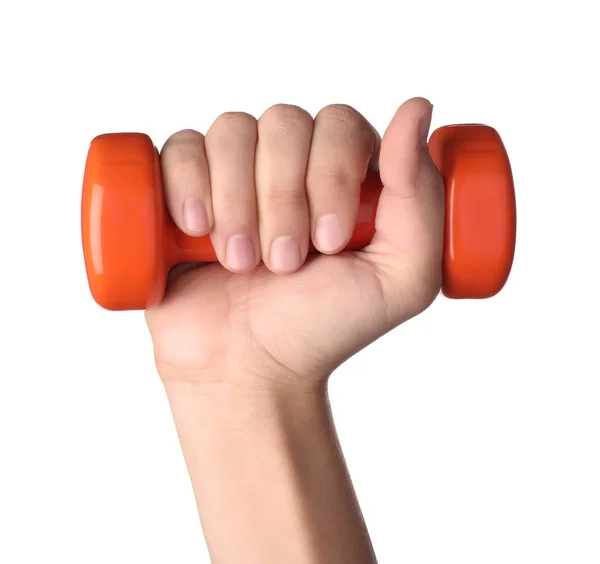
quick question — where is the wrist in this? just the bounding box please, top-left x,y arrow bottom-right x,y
158,361 -> 330,399
161,367 -> 329,435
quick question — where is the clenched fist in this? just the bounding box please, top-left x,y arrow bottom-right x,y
146,97 -> 444,389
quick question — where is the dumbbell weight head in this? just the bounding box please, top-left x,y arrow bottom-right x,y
428,125 -> 516,299
81,125 -> 516,311
82,133 -> 168,310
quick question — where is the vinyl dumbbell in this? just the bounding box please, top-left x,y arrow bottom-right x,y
81,124 -> 516,311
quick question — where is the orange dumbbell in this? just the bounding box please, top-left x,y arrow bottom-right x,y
81,125 -> 516,311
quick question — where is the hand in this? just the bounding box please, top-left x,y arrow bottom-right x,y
145,98 -> 444,389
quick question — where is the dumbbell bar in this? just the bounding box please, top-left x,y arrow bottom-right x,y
81,124 -> 516,311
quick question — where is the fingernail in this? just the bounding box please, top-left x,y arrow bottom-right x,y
270,235 -> 301,273
419,103 -> 434,148
183,198 -> 209,234
314,214 -> 345,253
226,234 -> 256,271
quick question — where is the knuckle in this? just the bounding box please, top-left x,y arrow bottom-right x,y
317,104 -> 365,129
216,190 -> 256,212
316,104 -> 375,153
262,184 -> 307,208
212,111 -> 256,132
307,167 -> 358,196
206,112 -> 257,150
259,104 -> 312,129
162,129 -> 205,163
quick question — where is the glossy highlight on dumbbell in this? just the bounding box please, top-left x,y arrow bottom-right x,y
81,124 -> 516,311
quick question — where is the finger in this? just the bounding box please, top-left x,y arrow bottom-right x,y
255,104 -> 313,274
306,104 -> 379,254
204,112 -> 260,273
369,97 -> 445,310
160,129 -> 213,236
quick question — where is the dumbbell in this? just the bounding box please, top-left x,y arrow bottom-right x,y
81,124 -> 516,311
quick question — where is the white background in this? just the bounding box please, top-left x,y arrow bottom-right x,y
1,1 -> 599,562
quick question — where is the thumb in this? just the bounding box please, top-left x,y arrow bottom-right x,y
366,97 -> 445,318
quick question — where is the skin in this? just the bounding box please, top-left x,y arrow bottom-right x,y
145,97 -> 445,563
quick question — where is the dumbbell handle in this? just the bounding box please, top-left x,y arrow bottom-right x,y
167,169 -> 381,265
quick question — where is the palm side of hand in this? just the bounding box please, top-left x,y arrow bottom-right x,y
145,98 -> 444,387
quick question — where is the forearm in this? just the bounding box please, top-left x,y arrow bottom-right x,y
163,376 -> 377,564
